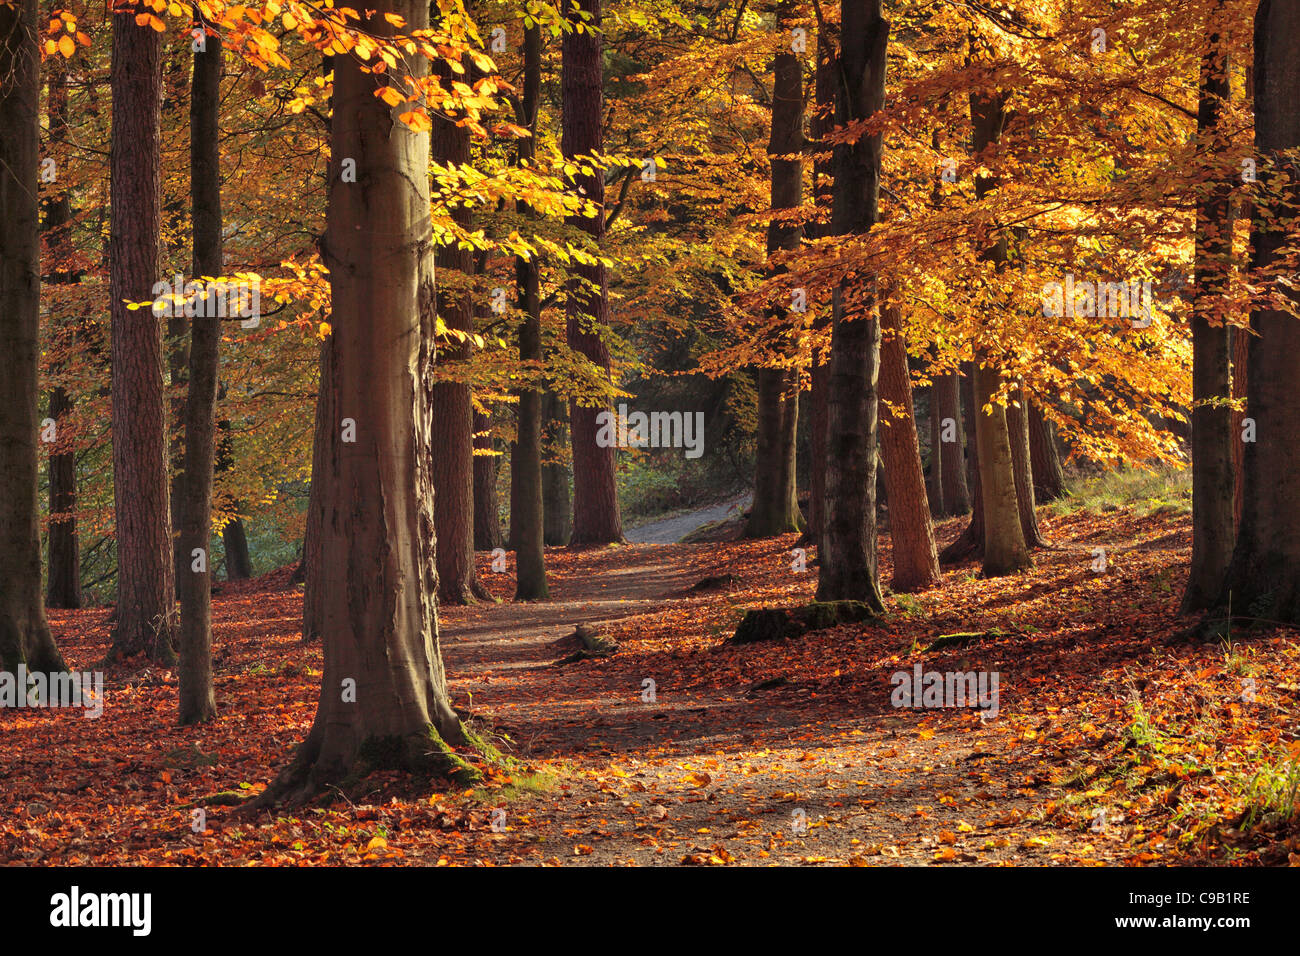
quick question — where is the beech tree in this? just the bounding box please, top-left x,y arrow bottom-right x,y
1,0 -> 66,674
108,3 -> 176,661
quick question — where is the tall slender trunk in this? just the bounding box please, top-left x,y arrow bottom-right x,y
1027,402 -> 1064,502
563,0 -> 623,545
1212,0 -> 1300,626
43,58 -> 81,609
472,408 -> 503,551
512,20 -> 548,597
1183,8 -> 1235,612
0,0 -> 66,674
1006,389 -> 1045,547
816,0 -> 887,610
264,0 -> 469,801
936,371 -> 970,515
177,11 -> 223,725
939,361 -> 984,562
430,48 -> 489,603
109,7 -> 177,662
969,82 -> 1029,576
805,18 -> 837,541
541,390 -> 572,545
877,300 -> 941,591
301,340 -> 332,643
222,515 -> 252,579
748,0 -> 805,538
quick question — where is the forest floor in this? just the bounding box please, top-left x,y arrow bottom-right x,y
4,503 -> 1300,866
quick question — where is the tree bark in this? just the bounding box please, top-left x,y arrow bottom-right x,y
815,0 -> 887,610
969,82 -> 1030,576
222,516 -> 252,580
748,0 -> 805,538
878,301 -> 941,591
1183,9 -> 1235,613
511,20 -> 549,598
1211,0 -> 1300,627
109,7 -> 177,662
936,371 -> 971,515
0,0 -> 66,674
43,58 -> 81,609
563,0 -> 623,545
939,362 -> 984,562
541,390 -> 572,545
472,408 -> 503,551
264,0 -> 472,801
178,14 -> 222,724
301,340 -> 332,643
1006,389 -> 1045,548
1027,401 -> 1065,502
430,52 -> 490,603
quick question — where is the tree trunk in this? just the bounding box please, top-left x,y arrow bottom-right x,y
472,409 -> 503,551
1183,9 -> 1235,613
1231,325 -> 1248,529
541,390 -> 572,545
563,0 -> 623,545
969,83 -> 1029,577
109,7 -> 177,662
0,0 -> 66,674
263,0 -> 475,802
222,516 -> 252,580
177,13 -> 222,725
430,56 -> 489,604
1212,0 -> 1300,626
43,59 -> 81,609
1027,402 -> 1065,502
511,20 -> 549,598
939,362 -> 984,562
1006,389 -> 1045,548
815,0 -> 887,610
877,301 -> 941,591
748,1 -> 805,538
301,340 -> 333,643
936,371 -> 971,515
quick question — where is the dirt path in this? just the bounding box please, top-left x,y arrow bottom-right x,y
624,494 -> 751,543
436,541 -> 1067,866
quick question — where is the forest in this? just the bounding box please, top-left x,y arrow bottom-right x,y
0,0 -> 1298,893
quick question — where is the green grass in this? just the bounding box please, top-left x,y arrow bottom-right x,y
1047,464 -> 1191,519
1234,753 -> 1300,832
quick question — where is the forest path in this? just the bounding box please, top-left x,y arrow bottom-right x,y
435,538 -> 1066,866
624,494 -> 751,543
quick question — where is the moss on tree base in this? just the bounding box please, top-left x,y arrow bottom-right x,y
727,600 -> 881,645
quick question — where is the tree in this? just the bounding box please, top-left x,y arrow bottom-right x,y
264,0 -> 479,799
968,83 -> 1030,577
177,12 -> 223,725
563,0 -> 623,545
541,390 -> 571,545
511,18 -> 549,598
108,4 -> 177,662
430,43 -> 490,604
1027,402 -> 1064,503
1006,388 -> 1045,548
1210,0 -> 1300,627
1183,6 -> 1235,612
878,298 -> 941,591
43,55 -> 81,609
747,0 -> 805,539
0,0 -> 66,674
934,371 -> 970,515
816,0 -> 887,610
473,409 -> 503,551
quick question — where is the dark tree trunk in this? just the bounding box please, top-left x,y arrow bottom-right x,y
815,0 -> 887,610
43,59 -> 81,609
177,13 -> 222,725
878,301 -> 941,591
936,371 -> 971,515
1212,0 -> 1300,626
1183,9 -> 1235,613
430,55 -> 489,604
472,409 -> 503,551
940,361 -> 985,563
1231,325 -> 1248,530
541,390 -> 572,546
969,83 -> 1029,576
563,0 -> 623,545
0,0 -> 66,674
926,384 -> 943,517
301,341 -> 333,643
748,0 -> 805,539
1027,402 -> 1065,502
262,0 -> 472,802
1006,389 -> 1045,548
805,20 -> 837,542
511,20 -> 549,598
222,516 -> 252,580
109,7 -> 177,662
